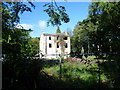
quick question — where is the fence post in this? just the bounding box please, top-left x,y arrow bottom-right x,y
59,54 -> 62,80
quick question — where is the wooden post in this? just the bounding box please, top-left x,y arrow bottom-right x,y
59,54 -> 62,80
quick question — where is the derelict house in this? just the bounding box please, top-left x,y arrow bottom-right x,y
40,32 -> 71,59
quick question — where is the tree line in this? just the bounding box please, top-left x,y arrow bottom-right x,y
71,2 -> 120,58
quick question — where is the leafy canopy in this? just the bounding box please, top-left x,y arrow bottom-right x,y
43,1 -> 70,26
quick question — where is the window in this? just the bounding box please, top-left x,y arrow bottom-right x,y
65,43 -> 68,48
63,37 -> 67,40
57,43 -> 59,48
49,43 -> 52,48
57,36 -> 59,40
49,36 -> 51,40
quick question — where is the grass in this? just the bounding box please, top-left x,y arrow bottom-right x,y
42,61 -> 110,88
41,55 -> 120,88
3,55 -> 120,89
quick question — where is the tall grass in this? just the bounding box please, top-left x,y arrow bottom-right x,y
42,62 -> 109,87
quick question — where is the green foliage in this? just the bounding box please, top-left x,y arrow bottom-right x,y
2,2 -> 35,59
2,2 -> 35,28
2,2 -> 70,89
2,1 -> 70,59
56,26 -> 61,33
25,38 -> 39,57
71,19 -> 96,53
71,3 -> 120,88
88,2 -> 120,54
43,1 -> 70,26
72,2 -> 120,57
42,62 -> 110,88
3,1 -> 120,89
3,58 -> 43,89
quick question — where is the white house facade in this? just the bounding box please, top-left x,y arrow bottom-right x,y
40,32 -> 71,59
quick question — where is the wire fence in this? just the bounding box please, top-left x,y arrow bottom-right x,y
39,52 -> 118,60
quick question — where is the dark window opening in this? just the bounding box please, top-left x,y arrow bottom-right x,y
57,43 -> 59,48
65,43 -> 68,48
63,37 -> 67,40
49,43 -> 52,48
57,36 -> 59,40
49,36 -> 51,40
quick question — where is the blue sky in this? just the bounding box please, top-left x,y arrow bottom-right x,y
18,2 -> 91,38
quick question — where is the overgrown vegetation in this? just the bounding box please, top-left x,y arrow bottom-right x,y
3,58 -> 43,90
70,2 -> 120,88
2,1 -> 70,89
42,56 -> 120,88
42,58 -> 111,89
2,1 -> 120,89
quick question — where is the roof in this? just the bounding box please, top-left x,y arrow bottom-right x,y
43,33 -> 69,37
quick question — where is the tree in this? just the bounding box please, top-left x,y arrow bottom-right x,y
2,2 -> 35,59
56,26 -> 61,33
43,0 -> 70,26
88,2 -> 120,55
2,1 -> 70,59
88,2 -> 120,88
71,18 -> 97,54
72,2 -> 120,57
2,1 -> 70,89
26,38 -> 39,57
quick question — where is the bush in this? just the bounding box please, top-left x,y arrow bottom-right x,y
3,58 -> 43,89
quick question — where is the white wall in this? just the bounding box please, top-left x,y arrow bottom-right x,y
40,33 -> 71,59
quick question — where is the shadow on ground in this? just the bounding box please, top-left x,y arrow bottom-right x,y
3,58 -> 118,89
100,56 -> 120,88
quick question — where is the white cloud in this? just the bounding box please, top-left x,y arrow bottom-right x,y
16,24 -> 34,29
38,20 -> 47,28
